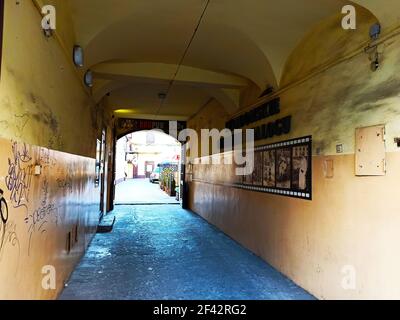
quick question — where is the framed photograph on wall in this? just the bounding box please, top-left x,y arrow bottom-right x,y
243,170 -> 253,185
263,150 -> 276,187
252,151 -> 263,186
292,144 -> 311,192
240,136 -> 312,200
276,148 -> 292,189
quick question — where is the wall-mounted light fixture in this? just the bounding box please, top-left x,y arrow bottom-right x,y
73,45 -> 84,67
370,50 -> 380,72
43,26 -> 53,38
365,45 -> 382,72
364,23 -> 383,72
369,23 -> 381,41
84,70 -> 93,87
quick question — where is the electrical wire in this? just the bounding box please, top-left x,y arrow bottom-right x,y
154,0 -> 211,119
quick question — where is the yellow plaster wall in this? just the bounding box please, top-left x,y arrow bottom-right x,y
33,0 -> 77,57
188,24 -> 400,299
0,0 -> 99,157
281,7 -> 376,87
189,99 -> 229,132
0,1 -> 106,299
187,99 -> 229,157
0,139 -> 99,299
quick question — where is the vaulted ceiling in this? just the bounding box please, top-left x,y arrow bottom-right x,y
59,0 -> 400,119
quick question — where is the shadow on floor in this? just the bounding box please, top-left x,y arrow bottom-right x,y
60,205 -> 315,300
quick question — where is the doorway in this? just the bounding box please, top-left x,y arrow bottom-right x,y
96,128 -> 107,219
145,161 -> 155,178
114,130 -> 182,205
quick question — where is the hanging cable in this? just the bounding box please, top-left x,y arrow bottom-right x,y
154,0 -> 211,119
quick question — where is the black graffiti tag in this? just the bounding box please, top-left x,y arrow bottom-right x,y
5,142 -> 33,210
0,189 -> 21,262
27,203 -> 58,256
57,177 -> 73,194
0,189 -> 9,251
26,177 -> 58,256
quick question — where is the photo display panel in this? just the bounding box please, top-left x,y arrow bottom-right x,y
241,136 -> 312,200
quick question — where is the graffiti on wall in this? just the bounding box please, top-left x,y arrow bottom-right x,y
0,141 -> 61,257
39,147 -> 56,168
5,141 -> 33,213
0,188 -> 9,252
26,177 -> 58,256
56,176 -> 73,194
0,137 -> 99,298
0,188 -> 20,262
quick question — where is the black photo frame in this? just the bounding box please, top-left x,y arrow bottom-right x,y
240,136 -> 312,200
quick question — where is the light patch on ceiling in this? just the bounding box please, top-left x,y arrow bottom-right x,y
114,109 -> 136,115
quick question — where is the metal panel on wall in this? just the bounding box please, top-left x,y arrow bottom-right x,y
355,125 -> 386,176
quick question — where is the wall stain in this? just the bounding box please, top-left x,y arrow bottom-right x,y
351,77 -> 400,107
31,112 -> 59,134
355,102 -> 386,113
6,67 -> 16,78
13,113 -> 30,138
28,92 -> 60,134
29,93 -> 37,104
0,120 -> 9,130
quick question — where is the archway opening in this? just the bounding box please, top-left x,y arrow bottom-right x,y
114,130 -> 182,205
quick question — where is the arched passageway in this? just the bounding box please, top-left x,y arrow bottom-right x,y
2,0 -> 400,301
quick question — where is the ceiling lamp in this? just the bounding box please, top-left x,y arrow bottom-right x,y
158,93 -> 167,100
73,46 -> 84,67
369,23 -> 381,41
84,70 -> 93,87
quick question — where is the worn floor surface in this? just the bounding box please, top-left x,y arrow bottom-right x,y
59,205 -> 314,300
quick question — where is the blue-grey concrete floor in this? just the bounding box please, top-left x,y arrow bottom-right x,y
59,205 -> 314,300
